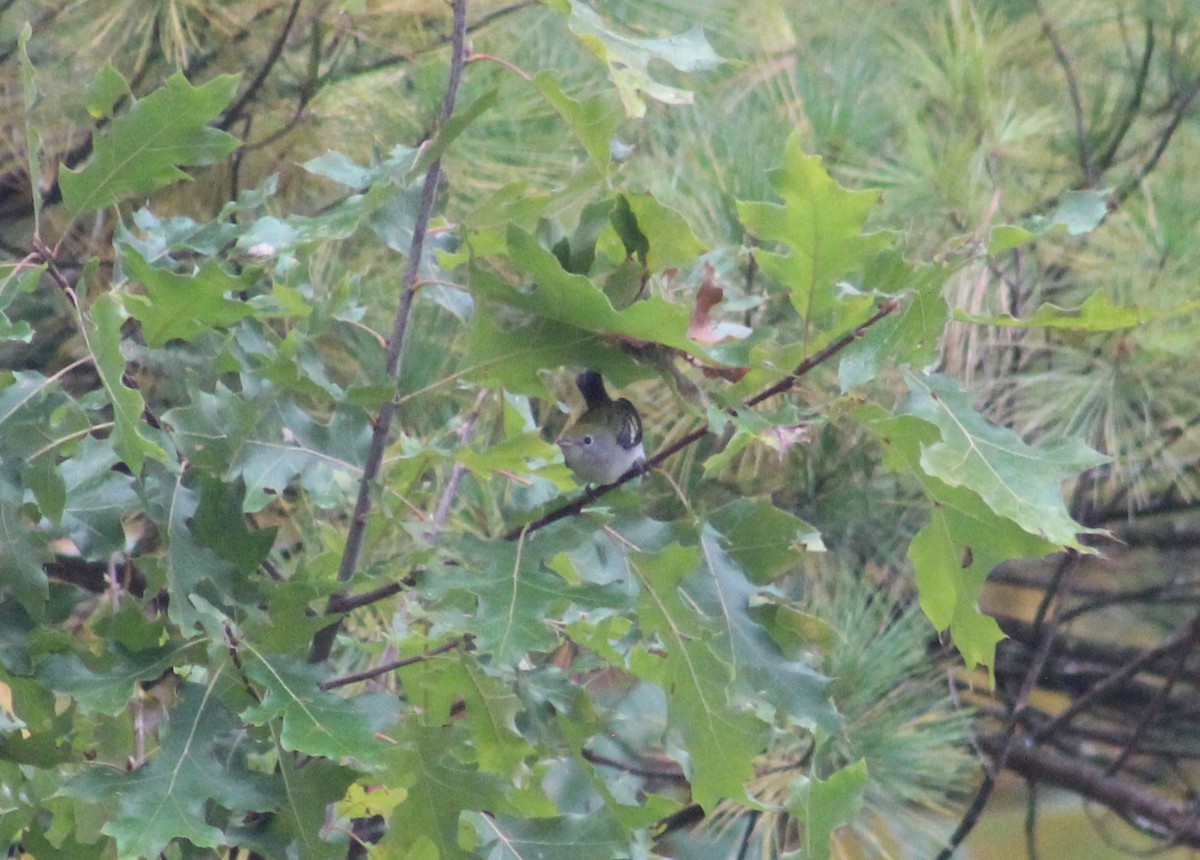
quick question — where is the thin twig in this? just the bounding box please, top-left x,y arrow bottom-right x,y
1024,778 -> 1041,860
1031,607 -> 1200,744
308,0 -> 470,664
320,637 -> 466,690
1034,0 -> 1094,185
218,0 -> 304,130
1107,611 -> 1200,776
1111,70 -> 1200,207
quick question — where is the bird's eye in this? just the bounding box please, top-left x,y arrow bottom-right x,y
582,435 -> 594,446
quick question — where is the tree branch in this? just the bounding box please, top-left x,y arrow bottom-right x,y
320,637 -> 466,690
308,0 -> 470,664
1031,606 -> 1200,743
977,732 -> 1200,848
1095,18 -> 1154,174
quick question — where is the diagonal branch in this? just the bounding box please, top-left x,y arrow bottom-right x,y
217,0 -> 304,130
1031,606 -> 1200,744
320,637 -> 467,690
1111,70 -> 1200,208
307,0 -> 470,665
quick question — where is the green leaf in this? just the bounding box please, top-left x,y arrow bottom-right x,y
229,756 -> 358,860
465,312 -> 599,397
690,527 -> 837,729
908,484 -> 1053,675
165,472 -> 241,632
0,597 -> 37,674
987,224 -> 1035,254
427,536 -> 628,667
60,73 -> 241,214
63,680 -> 279,859
565,4 -> 725,118
0,481 -> 51,619
1033,189 -> 1110,236
240,654 -> 399,762
36,640 -> 199,716
838,253 -> 949,390
0,369 -> 73,459
21,454 -> 65,525
989,189 -> 1111,253
532,72 -> 621,175
120,246 -> 255,347
793,759 -> 868,860
377,724 -> 509,859
402,652 -> 536,775
0,264 -> 40,343
456,432 -> 559,479
952,291 -> 1183,332
627,543 -> 765,810
473,811 -> 629,860
618,192 -> 708,272
191,475 -> 275,575
902,370 -> 1108,549
709,497 -> 824,583
856,403 -> 1063,674
456,656 -> 537,773
302,150 -> 376,189
164,382 -> 371,512
55,435 -> 140,557
738,133 -> 893,326
79,290 -> 169,474
469,226 -> 709,372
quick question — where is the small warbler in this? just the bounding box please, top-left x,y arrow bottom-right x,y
557,370 -> 646,485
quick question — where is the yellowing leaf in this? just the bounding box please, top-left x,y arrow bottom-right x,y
953,292 -> 1199,332
738,134 -> 893,326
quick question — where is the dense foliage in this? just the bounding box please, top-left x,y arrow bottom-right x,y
1,1 -> 1199,859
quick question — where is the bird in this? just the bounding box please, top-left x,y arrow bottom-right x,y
556,370 -> 646,485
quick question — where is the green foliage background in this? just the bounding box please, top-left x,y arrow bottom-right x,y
0,0 -> 1197,858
